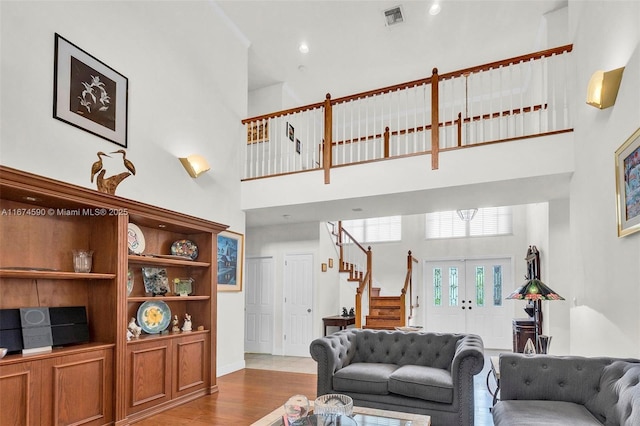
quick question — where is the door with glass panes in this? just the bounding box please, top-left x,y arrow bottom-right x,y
424,258 -> 512,349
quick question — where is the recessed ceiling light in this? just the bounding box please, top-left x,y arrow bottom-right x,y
429,3 -> 441,16
298,43 -> 309,54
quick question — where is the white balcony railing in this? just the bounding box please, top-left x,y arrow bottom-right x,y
242,45 -> 573,181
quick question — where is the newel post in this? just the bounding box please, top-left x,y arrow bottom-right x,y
431,68 -> 440,170
323,93 -> 333,184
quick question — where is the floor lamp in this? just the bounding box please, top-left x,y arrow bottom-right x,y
506,279 -> 564,354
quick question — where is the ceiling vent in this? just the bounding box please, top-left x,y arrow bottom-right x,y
383,5 -> 405,27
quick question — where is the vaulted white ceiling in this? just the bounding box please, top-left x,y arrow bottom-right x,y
217,0 -> 568,106
216,0 -> 571,227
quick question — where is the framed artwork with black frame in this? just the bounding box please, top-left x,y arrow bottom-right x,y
53,33 -> 128,148
615,127 -> 640,237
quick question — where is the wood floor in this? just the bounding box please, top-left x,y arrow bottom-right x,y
133,369 -> 317,425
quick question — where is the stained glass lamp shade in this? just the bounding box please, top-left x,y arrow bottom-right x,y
506,279 -> 564,301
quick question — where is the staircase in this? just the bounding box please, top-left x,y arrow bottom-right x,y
365,296 -> 404,330
332,221 -> 417,330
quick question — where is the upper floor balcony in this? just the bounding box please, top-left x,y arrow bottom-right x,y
241,45 -> 575,227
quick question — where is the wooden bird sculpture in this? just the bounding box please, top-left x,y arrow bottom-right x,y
91,151 -> 110,183
96,170 -> 132,195
91,150 -> 136,195
111,149 -> 136,175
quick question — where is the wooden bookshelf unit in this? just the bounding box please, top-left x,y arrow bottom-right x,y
0,166 -> 227,425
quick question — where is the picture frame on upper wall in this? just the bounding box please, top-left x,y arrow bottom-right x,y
53,33 -> 128,148
615,127 -> 640,237
217,230 -> 244,292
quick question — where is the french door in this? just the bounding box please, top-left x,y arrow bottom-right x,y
424,258 -> 513,349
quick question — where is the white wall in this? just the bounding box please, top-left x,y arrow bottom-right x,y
245,221 -> 321,354
568,0 -> 640,356
0,0 -> 249,375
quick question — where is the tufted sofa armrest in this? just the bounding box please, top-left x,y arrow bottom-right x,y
310,329 -> 358,395
451,334 -> 485,379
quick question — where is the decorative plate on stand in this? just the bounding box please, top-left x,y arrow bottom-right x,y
127,267 -> 134,296
136,301 -> 171,334
127,223 -> 145,254
170,239 -> 198,260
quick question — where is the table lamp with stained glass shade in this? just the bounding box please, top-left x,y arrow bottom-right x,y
506,279 -> 564,354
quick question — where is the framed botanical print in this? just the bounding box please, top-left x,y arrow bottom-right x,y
53,33 -> 128,147
217,230 -> 244,291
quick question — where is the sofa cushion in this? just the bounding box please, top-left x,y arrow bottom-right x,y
492,400 -> 603,426
333,362 -> 398,395
388,365 -> 453,403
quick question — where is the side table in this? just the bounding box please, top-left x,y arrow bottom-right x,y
486,356 -> 500,407
322,315 -> 355,336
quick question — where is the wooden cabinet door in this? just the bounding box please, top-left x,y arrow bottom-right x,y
126,340 -> 172,415
173,333 -> 209,399
39,349 -> 114,426
0,361 -> 40,426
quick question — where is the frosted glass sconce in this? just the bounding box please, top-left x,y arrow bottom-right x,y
179,154 -> 210,178
586,67 -> 624,109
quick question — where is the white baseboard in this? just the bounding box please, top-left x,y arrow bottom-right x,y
217,359 -> 245,377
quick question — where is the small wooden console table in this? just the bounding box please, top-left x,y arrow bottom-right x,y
322,315 -> 355,336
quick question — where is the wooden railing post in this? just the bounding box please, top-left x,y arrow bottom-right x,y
366,246 -> 372,309
457,112 -> 462,147
431,68 -> 440,170
323,93 -> 333,184
384,126 -> 390,158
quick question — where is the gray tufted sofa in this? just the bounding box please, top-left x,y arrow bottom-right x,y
493,353 -> 640,425
309,328 -> 485,426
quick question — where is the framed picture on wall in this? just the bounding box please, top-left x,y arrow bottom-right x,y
287,122 -> 294,141
615,127 -> 640,237
217,230 -> 244,292
53,33 -> 128,148
247,120 -> 269,144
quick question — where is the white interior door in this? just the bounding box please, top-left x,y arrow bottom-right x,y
283,253 -> 314,357
425,258 -> 512,350
245,257 -> 274,354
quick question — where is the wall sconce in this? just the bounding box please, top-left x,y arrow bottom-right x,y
321,263 -> 327,272
328,258 -> 334,268
586,67 -> 625,109
179,154 -> 210,178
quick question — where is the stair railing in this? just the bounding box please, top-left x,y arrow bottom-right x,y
402,250 -> 419,324
336,221 -> 372,328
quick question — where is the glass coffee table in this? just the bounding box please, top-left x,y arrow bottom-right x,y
252,402 -> 431,426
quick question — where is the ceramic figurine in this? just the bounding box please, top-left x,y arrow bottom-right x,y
128,317 -> 142,338
341,307 -> 348,317
126,329 -> 134,341
172,314 -> 180,333
182,313 -> 192,332
349,307 -> 355,316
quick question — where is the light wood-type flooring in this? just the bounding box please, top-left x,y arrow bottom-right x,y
134,368 -> 316,425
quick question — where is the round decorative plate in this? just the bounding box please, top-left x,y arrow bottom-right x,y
127,223 -> 146,254
136,301 -> 171,334
127,267 -> 134,296
170,239 -> 198,260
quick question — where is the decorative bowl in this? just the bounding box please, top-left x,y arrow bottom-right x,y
313,393 -> 353,417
